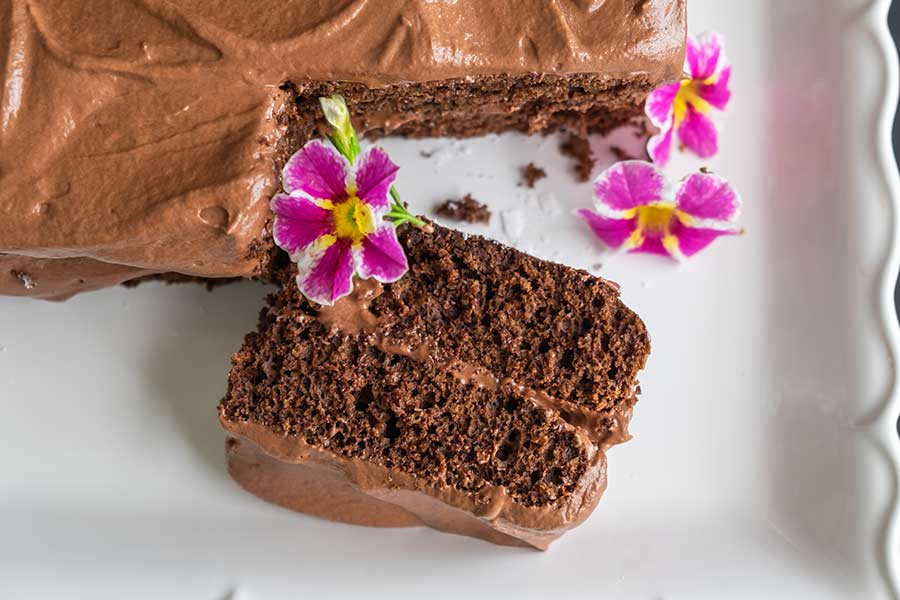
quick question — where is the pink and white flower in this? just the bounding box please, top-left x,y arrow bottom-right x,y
271,140 -> 409,305
578,161 -> 741,260
646,32 -> 732,166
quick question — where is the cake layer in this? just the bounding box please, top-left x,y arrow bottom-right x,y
0,0 -> 686,299
280,74 -> 657,154
220,299 -> 632,549
222,317 -> 601,508
276,226 -> 651,413
222,418 -> 622,550
221,225 -> 649,547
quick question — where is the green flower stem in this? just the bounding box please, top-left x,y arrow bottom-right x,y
320,94 -> 429,232
386,187 -> 430,230
386,199 -> 430,232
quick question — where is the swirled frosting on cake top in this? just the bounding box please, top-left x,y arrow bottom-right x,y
0,0 -> 686,298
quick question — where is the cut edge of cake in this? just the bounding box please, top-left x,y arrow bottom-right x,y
218,224 -> 650,549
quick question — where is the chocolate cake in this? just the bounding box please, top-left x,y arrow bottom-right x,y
219,225 -> 650,548
0,0 -> 686,299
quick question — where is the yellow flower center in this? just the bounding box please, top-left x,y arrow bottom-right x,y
673,75 -> 716,126
330,186 -> 375,245
623,203 -> 693,254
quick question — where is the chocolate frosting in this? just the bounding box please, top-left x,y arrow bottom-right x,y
222,279 -> 636,548
0,0 -> 686,298
222,414 -> 628,550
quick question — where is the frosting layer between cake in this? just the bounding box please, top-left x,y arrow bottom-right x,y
219,286 -> 635,548
219,225 -> 650,547
222,408 -> 631,550
0,0 -> 686,298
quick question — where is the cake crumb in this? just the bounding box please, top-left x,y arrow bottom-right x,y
519,163 -> 546,188
435,194 -> 491,224
12,270 -> 35,289
560,133 -> 595,182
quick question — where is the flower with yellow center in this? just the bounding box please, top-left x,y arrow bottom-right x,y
646,32 -> 732,166
329,188 -> 376,245
579,161 -> 742,261
271,95 -> 429,306
271,139 -> 409,305
624,203 -> 692,254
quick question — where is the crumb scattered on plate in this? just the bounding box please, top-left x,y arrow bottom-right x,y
434,194 -> 491,224
519,163 -> 546,188
560,133 -> 595,182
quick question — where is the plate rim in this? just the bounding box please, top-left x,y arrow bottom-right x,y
0,3 -> 898,597
867,0 -> 900,596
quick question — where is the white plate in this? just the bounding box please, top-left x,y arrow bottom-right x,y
1,1 -> 899,598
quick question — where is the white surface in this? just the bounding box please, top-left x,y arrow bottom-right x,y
1,1 -> 899,598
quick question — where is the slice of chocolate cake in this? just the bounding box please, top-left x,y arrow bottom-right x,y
0,0 -> 686,299
219,225 -> 650,548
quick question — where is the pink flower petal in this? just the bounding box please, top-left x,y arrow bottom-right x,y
671,221 -> 740,258
594,161 -> 667,213
647,125 -> 674,167
686,32 -> 724,81
282,140 -> 349,201
297,239 -> 355,305
578,209 -> 636,249
675,172 -> 741,222
358,225 -> 408,283
354,147 -> 399,212
677,106 -> 718,159
270,193 -> 334,255
645,81 -> 680,127
700,66 -> 732,110
630,234 -> 672,257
